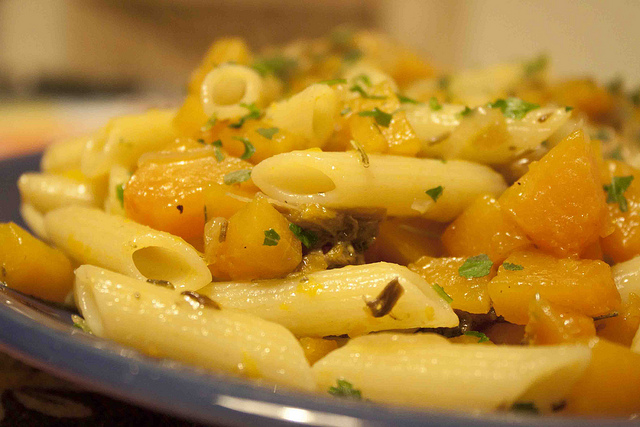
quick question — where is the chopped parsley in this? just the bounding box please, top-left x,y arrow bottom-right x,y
328,379 -> 362,400
458,106 -> 473,117
340,107 -> 352,116
437,75 -> 451,90
511,402 -> 540,414
432,283 -> 453,304
354,74 -> 372,86
251,56 -> 297,80
429,96 -> 442,111
319,78 -> 347,85
223,169 -> 252,185
603,175 -> 634,212
256,127 -> 279,140
503,262 -> 524,271
425,186 -> 443,202
489,97 -> 540,120
464,331 -> 490,343
201,115 -> 217,131
71,315 -> 92,334
397,93 -> 420,104
289,223 -> 318,249
358,107 -> 393,127
229,103 -> 261,128
609,146 -> 623,161
343,48 -> 363,63
231,136 -> 256,160
349,139 -> 369,168
350,84 -> 386,100
565,106 -> 574,112
115,183 -> 125,208
458,254 -> 493,278
212,139 -> 224,162
523,55 -> 548,77
263,229 -> 280,246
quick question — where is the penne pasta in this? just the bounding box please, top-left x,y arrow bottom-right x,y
200,64 -> 265,120
610,255 -> 640,304
74,265 -> 315,391
198,262 -> 458,337
251,150 -> 507,221
18,172 -> 102,213
19,203 -> 48,241
44,206 -> 211,290
343,63 -> 398,93
103,165 -> 131,216
40,134 -> 90,173
313,333 -> 591,412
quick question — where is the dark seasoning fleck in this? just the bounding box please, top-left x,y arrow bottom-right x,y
181,291 -> 221,310
146,278 -> 175,290
364,278 -> 404,317
176,205 -> 184,214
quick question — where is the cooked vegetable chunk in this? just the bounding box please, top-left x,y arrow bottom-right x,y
525,297 -> 596,345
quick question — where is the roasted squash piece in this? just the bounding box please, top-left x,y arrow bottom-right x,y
442,195 -> 532,263
499,129 -> 607,257
595,292 -> 640,347
488,250 -> 620,324
0,223 -> 73,303
299,337 -> 339,365
525,297 -> 596,345
482,322 -> 525,345
549,79 -> 617,124
369,218 -> 444,265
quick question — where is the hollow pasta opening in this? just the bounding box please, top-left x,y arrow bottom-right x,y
132,246 -> 191,285
265,163 -> 336,195
209,74 -> 247,106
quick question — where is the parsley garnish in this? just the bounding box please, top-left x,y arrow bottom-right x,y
343,49 -> 363,63
319,78 -> 347,85
229,103 -> 261,128
115,183 -> 125,208
251,56 -> 297,80
231,136 -> 256,160
328,379 -> 362,400
464,331 -> 490,343
340,107 -> 352,116
397,93 -> 420,104
523,55 -> 548,77
223,169 -> 252,185
212,139 -> 224,162
256,127 -> 279,140
458,106 -> 473,117
425,186 -> 443,202
289,223 -> 318,249
604,175 -> 634,212
489,98 -> 540,120
358,107 -> 393,127
609,146 -> 623,161
511,402 -> 540,414
354,74 -> 372,86
201,115 -> 217,131
565,106 -> 574,112
429,96 -> 442,111
432,283 -> 453,304
503,262 -> 524,271
459,254 -> 493,278
349,139 -> 370,168
350,84 -> 386,100
437,75 -> 451,90
263,229 -> 280,246
71,315 -> 92,334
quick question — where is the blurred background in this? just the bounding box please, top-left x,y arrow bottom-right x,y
1,0 -> 639,158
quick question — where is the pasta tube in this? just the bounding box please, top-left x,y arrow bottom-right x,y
313,333 -> 591,412
343,63 -> 398,93
251,150 -> 507,221
199,262 -> 458,337
611,256 -> 640,304
44,206 -> 211,290
200,64 -> 264,120
74,265 -> 315,391
18,172 -> 101,213
40,135 -> 89,173
19,203 -> 48,241
103,165 -> 130,216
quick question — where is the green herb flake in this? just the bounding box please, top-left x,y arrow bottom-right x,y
256,127 -> 279,140
432,283 -> 453,304
231,136 -> 256,160
429,96 -> 442,111
489,97 -> 540,120
72,315 -> 92,334
603,175 -> 634,212
212,139 -> 224,162
328,379 -> 362,400
437,75 -> 451,90
503,262 -> 524,271
425,186 -> 443,202
354,74 -> 372,86
358,107 -> 393,127
251,56 -> 297,80
350,84 -> 386,100
223,169 -> 252,185
464,331 -> 490,343
459,254 -> 493,278
289,223 -> 319,249
229,103 -> 261,129
609,146 -> 623,161
523,55 -> 548,77
397,93 -> 420,104
511,402 -> 540,414
343,49 -> 363,63
263,228 -> 280,246
565,106 -> 574,112
458,106 -> 473,117
201,115 -> 217,131
319,78 -> 347,85
349,139 -> 370,168
340,107 -> 352,116
115,183 -> 125,208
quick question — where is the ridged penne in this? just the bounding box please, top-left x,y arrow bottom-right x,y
313,333 -> 591,412
44,206 -> 211,290
198,262 -> 458,337
18,172 -> 102,213
81,109 -> 178,178
251,150 -> 507,221
74,265 -> 315,390
40,134 -> 90,173
19,203 -> 48,241
200,64 -> 265,120
611,256 -> 640,303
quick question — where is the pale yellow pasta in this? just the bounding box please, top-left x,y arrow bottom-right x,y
19,203 -> 48,241
44,206 -> 211,290
200,64 -> 265,120
40,134 -> 90,173
103,165 -> 131,216
18,172 -> 101,213
342,63 -> 398,93
251,150 -> 507,221
74,265 -> 315,391
313,333 -> 591,412
199,262 -> 458,337
611,256 -> 640,303
81,109 -> 178,178
265,84 -> 339,145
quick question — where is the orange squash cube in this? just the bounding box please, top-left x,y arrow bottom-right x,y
442,195 -> 532,263
187,38 -> 253,94
369,218 -> 444,265
408,256 -> 493,314
595,292 -> 640,347
482,322 -> 525,345
172,92 -> 210,137
525,297 -> 596,345
299,337 -> 339,365
499,129 -> 607,257
488,250 -> 620,324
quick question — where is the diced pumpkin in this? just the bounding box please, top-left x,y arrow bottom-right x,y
442,195 -> 532,263
499,129 -> 607,257
550,79 -> 616,124
369,218 -> 444,265
564,338 -> 640,416
579,240 -> 604,260
348,114 -> 388,154
525,297 -> 596,345
0,223 -> 73,303
488,250 -> 620,324
600,160 -> 640,263
595,292 -> 640,347
173,92 -> 209,136
204,195 -> 302,280
124,156 -> 257,244
482,322 -> 525,345
408,256 -> 493,314
389,49 -> 435,89
299,337 -> 339,365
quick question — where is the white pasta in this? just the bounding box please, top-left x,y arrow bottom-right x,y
19,203 -> 48,241
251,150 -> 507,221
266,84 -> 339,145
611,256 -> 640,303
103,165 -> 131,216
199,262 -> 458,337
40,134 -> 90,173
18,172 -> 102,213
80,109 -> 178,178
200,64 -> 264,120
44,206 -> 211,290
74,265 -> 315,391
313,333 -> 591,412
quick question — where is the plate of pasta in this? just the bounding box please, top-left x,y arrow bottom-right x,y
1,28 -> 640,426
